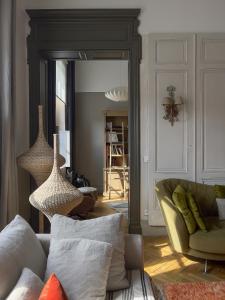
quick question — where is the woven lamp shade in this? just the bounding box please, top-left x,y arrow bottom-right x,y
17,105 -> 65,186
29,134 -> 83,220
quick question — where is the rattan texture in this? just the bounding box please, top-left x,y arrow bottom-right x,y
29,134 -> 83,220
17,105 -> 65,186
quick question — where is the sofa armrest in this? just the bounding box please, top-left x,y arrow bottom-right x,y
158,195 -> 189,253
37,233 -> 144,270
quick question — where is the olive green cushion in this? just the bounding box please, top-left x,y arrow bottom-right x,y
186,192 -> 207,232
214,185 -> 225,198
190,218 -> 225,254
172,185 -> 197,234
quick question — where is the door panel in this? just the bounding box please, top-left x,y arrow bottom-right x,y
196,34 -> 225,184
148,34 -> 195,226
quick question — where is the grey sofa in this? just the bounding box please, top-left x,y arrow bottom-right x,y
37,234 -> 155,300
0,214 -> 154,300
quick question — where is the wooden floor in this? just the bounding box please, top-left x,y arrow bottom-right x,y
144,236 -> 225,289
90,200 -> 225,287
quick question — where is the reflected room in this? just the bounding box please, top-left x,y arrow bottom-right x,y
55,51 -> 129,219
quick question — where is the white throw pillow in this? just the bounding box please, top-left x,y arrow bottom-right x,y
216,198 -> 225,220
45,238 -> 113,300
6,268 -> 44,300
0,215 -> 47,299
51,214 -> 129,290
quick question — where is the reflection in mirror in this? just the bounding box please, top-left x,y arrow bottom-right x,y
55,61 -> 70,168
54,53 -> 129,221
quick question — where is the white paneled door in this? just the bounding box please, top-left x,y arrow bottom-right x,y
196,34 -> 225,186
148,34 -> 196,226
147,33 -> 225,226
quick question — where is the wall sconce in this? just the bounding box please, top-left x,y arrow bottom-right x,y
162,85 -> 183,126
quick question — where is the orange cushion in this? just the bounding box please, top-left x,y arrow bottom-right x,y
39,274 -> 68,300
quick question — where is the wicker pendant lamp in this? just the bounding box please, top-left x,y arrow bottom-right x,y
29,134 -> 83,220
17,105 -> 65,186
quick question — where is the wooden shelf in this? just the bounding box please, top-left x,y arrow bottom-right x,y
104,167 -> 129,171
107,153 -> 128,156
104,112 -> 129,199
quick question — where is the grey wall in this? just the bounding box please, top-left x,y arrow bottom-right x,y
75,92 -> 128,193
75,61 -> 128,93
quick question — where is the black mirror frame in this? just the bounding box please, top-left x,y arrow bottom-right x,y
26,9 -> 142,234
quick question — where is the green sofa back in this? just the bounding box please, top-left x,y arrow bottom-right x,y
156,179 -> 218,217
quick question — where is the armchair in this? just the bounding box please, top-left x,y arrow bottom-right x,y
155,179 -> 225,263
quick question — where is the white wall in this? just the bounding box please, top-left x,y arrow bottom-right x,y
16,0 -> 225,224
22,0 -> 225,34
75,61 -> 128,93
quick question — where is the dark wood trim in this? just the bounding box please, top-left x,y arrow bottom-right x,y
66,61 -> 76,172
47,60 -> 56,146
26,9 -> 140,19
26,9 -> 142,234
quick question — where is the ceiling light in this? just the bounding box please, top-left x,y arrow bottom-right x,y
105,86 -> 128,102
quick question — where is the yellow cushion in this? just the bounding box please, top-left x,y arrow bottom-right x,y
172,185 -> 197,234
186,192 -> 207,232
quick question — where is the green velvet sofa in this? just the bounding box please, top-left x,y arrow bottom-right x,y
155,178 -> 225,262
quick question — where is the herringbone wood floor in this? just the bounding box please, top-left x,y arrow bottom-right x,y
92,201 -> 225,286
144,236 -> 225,287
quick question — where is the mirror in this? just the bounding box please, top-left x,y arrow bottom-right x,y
53,52 -> 130,221
26,9 -> 141,233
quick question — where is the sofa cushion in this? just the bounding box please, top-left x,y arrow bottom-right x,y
0,215 -> 47,299
45,238 -> 113,300
39,274 -> 68,300
6,268 -> 44,300
156,179 -> 218,217
172,185 -> 197,234
186,192 -> 207,232
51,214 -> 129,291
189,217 -> 225,254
